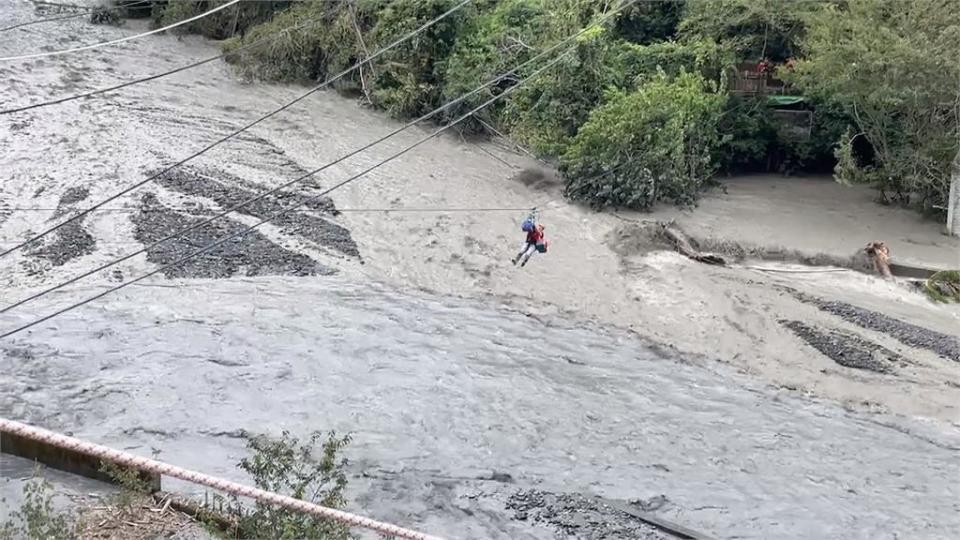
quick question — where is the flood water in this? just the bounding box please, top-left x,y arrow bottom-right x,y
1,2 -> 959,539
0,278 -> 958,539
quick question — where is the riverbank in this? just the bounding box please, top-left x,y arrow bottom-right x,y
648,175 -> 959,271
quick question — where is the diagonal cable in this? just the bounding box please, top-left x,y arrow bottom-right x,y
0,15 -> 322,115
0,50 -> 572,339
0,0 -> 635,317
0,0 -> 472,260
0,0 -> 241,61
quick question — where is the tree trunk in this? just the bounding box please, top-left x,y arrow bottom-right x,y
661,224 -> 726,266
948,149 -> 960,237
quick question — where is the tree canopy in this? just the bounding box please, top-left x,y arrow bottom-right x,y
155,0 -> 960,217
787,0 -> 960,211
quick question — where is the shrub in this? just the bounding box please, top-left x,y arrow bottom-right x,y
786,0 -> 960,212
611,38 -> 733,86
678,0 -> 823,62
612,0 -> 686,44
234,430 -> 352,540
441,0 -> 551,126
714,96 -> 777,173
0,467 -> 74,540
99,461 -> 154,510
154,0 -> 291,39
1,433 -> 352,540
715,96 -> 852,175
222,1 -> 354,83
497,32 -> 731,158
445,3 -> 662,154
562,71 -> 727,209
777,98 -> 852,174
367,0 -> 471,117
222,0 -> 470,115
500,32 -> 613,157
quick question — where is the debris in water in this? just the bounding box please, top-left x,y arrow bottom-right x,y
57,186 -> 90,207
660,224 -> 725,265
506,490 -> 674,540
131,193 -> 330,279
781,320 -> 901,373
27,220 -> 95,267
864,241 -> 892,278
923,271 -> 960,303
790,291 -> 960,362
482,471 -> 514,483
155,167 -> 359,258
630,494 -> 670,512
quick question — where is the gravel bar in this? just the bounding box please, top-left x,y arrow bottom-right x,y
792,292 -> 960,362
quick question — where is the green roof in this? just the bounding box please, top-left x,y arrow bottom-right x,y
768,95 -> 806,106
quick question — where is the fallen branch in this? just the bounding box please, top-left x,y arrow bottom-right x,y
660,224 -> 726,265
151,491 -> 239,534
348,2 -> 375,104
504,35 -> 533,51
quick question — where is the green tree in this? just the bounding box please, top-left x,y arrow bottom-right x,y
441,0 -> 553,125
222,0 -> 381,84
679,0 -> 823,61
495,29 -> 731,158
368,0 -> 471,117
713,96 -> 778,173
444,1 -> 627,149
154,0 -> 292,39
501,30 -> 614,156
561,71 -> 727,209
786,0 -> 960,212
1,469 -> 74,540
611,38 -> 733,86
612,0 -> 685,44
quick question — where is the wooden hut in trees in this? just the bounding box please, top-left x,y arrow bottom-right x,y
730,60 -> 813,142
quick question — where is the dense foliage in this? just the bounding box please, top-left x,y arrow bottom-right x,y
152,0 -> 291,39
235,430 -> 352,539
441,0 -> 563,130
562,71 -> 726,209
1,470 -> 74,540
785,0 -> 960,213
678,0 -> 822,62
150,0 -> 959,215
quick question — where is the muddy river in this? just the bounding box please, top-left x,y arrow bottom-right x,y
1,2 -> 959,539
1,278 -> 958,539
